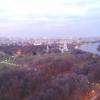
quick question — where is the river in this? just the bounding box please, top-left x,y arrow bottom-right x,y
79,43 -> 100,55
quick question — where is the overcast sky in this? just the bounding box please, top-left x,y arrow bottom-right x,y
0,0 -> 100,38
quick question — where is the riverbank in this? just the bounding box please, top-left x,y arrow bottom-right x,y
79,42 -> 100,55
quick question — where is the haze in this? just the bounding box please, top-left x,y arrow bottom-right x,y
0,0 -> 100,38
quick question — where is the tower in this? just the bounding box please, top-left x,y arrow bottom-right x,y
46,45 -> 49,53
63,40 -> 68,52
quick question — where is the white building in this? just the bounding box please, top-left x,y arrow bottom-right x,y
59,41 -> 68,53
46,45 -> 50,53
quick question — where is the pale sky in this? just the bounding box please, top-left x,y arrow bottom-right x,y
0,0 -> 100,38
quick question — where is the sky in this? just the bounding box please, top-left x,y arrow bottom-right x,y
0,0 -> 100,38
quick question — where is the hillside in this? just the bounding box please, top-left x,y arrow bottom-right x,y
0,51 -> 100,100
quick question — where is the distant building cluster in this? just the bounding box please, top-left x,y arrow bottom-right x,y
0,37 -> 74,46
0,37 -> 99,56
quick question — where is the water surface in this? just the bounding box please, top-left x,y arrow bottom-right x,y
79,43 -> 100,55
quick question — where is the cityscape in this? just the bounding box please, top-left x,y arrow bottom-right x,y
0,0 -> 100,100
0,37 -> 99,100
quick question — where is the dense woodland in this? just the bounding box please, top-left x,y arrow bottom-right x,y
0,45 -> 100,100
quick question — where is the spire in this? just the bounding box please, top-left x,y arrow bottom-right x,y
46,45 -> 49,53
63,40 -> 68,52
